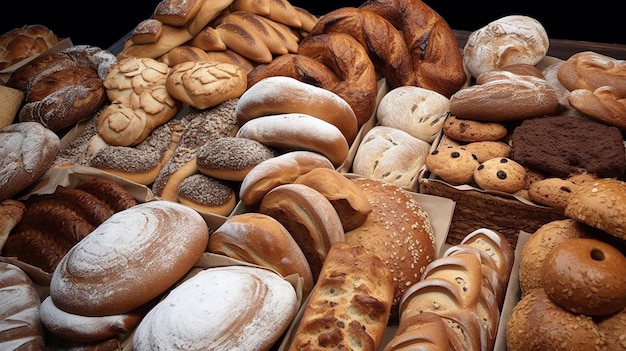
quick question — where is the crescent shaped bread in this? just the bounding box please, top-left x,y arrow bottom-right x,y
235,113 -> 349,167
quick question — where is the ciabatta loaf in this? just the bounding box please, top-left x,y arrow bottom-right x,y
287,242 -> 394,351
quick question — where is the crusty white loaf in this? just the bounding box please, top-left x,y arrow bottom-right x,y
353,125 -> 431,190
287,242 -> 394,351
235,113 -> 350,167
462,15 -> 549,79
0,262 -> 45,350
133,265 -> 298,351
49,200 -> 209,317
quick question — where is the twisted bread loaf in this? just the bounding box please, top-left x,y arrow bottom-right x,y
309,7 -> 414,88
360,0 -> 466,97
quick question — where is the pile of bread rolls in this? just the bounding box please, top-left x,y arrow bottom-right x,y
384,228 -> 514,351
508,178 -> 626,350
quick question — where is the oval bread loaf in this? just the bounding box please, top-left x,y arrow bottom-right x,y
49,200 -> 209,317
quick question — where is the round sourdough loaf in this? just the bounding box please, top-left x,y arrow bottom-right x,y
132,265 -> 298,351
0,262 -> 45,350
49,200 -> 209,316
345,178 -> 436,321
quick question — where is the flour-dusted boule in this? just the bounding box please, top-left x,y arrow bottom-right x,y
49,200 -> 209,317
133,265 -> 298,351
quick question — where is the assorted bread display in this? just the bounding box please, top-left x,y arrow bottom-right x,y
1,0 -> 626,350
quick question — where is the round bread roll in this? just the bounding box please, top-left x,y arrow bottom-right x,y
176,173 -> 237,216
208,212 -> 314,297
565,178 -> 626,240
463,15 -> 549,79
49,200 -> 209,317
196,136 -> 277,181
259,183 -> 345,280
376,86 -> 450,143
0,262 -> 45,350
557,51 -> 626,97
541,237 -> 626,316
0,121 -> 60,201
353,125 -> 431,190
235,113 -> 350,167
239,150 -> 334,206
39,296 -> 143,342
506,288 -> 601,351
165,60 -> 246,109
518,219 -> 594,295
293,168 -> 372,232
235,76 -> 359,144
345,178 -> 436,321
103,56 -> 170,102
132,265 -> 298,351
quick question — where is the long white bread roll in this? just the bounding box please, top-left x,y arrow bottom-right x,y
235,76 -> 358,144
236,113 -> 349,167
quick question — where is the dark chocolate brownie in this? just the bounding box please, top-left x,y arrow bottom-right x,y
510,114 -> 625,179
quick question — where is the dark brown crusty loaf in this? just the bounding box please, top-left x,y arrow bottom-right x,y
359,0 -> 467,97
3,177 -> 137,273
287,242 -> 394,351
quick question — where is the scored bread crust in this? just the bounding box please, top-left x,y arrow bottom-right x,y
287,242 -> 394,351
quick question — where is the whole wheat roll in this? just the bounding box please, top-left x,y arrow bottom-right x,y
235,76 -> 359,144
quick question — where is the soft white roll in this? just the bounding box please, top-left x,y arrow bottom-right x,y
376,86 -> 450,143
353,126 -> 431,190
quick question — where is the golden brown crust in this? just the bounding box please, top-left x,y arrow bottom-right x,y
259,183 -> 345,280
506,288 -> 602,351
287,242 -> 393,351
0,24 -> 58,70
298,32 -> 378,126
345,178 -> 436,322
309,7 -> 413,88
557,51 -> 626,97
360,0 -> 466,97
294,168 -> 372,232
208,212 -> 315,297
131,19 -> 163,44
565,179 -> 626,240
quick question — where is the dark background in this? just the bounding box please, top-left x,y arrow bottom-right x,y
2,1 -> 623,50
